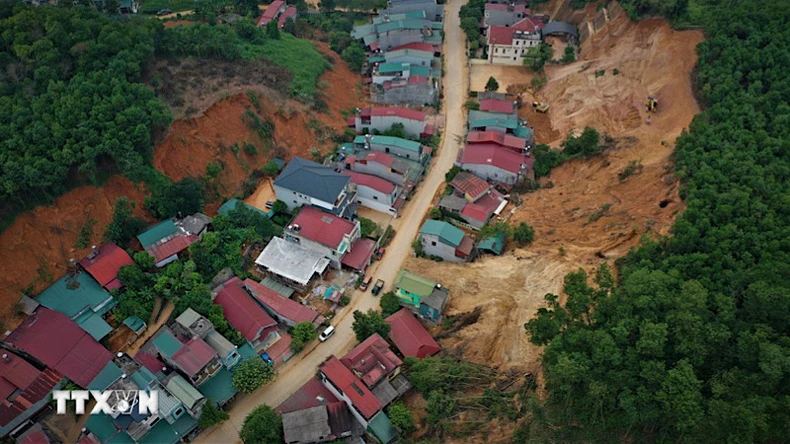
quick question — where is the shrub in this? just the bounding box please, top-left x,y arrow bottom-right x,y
485,76 -> 499,92
231,357 -> 274,394
290,322 -> 317,352
262,160 -> 280,176
339,295 -> 351,306
512,222 -> 535,246
429,208 -> 442,219
380,292 -> 401,317
388,402 -> 416,434
352,309 -> 390,342
244,142 -> 258,156
105,198 -> 147,247
464,99 -> 480,110
240,405 -> 281,444
199,402 -> 229,429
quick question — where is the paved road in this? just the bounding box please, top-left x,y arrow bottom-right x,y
195,1 -> 468,441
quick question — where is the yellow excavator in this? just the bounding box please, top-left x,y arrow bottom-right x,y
645,96 -> 658,112
533,102 -> 550,113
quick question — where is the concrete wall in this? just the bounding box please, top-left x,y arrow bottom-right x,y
355,185 -> 398,214
352,161 -> 407,186
459,162 -> 521,184
420,233 -> 464,262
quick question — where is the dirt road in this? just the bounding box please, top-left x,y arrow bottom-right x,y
195,1 -> 468,441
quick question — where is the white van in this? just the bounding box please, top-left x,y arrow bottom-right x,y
319,325 -> 335,342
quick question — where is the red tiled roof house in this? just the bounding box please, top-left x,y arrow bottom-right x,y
0,351 -> 63,437
487,17 -> 545,66
386,309 -> 441,358
318,357 -> 382,428
213,278 -> 281,350
282,206 -> 361,270
244,278 -> 325,327
350,107 -> 435,138
78,243 -> 134,291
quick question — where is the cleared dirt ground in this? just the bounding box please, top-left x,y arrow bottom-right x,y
469,63 -> 536,93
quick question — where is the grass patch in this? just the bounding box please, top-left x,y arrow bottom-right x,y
240,34 -> 331,100
140,0 -> 196,14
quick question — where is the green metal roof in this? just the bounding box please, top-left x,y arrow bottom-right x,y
378,62 -> 410,74
198,367 -> 237,406
261,276 -> 295,298
353,135 -> 367,144
394,270 -> 437,297
470,118 -> 520,130
154,331 -> 183,358
166,375 -> 204,410
514,126 -> 534,139
86,415 -> 134,444
75,309 -> 114,340
370,136 -> 422,153
425,34 -> 443,45
373,11 -> 425,24
420,220 -> 464,247
138,417 -> 181,444
370,55 -> 386,63
478,232 -> 505,255
171,414 -> 198,438
131,367 -> 158,390
377,19 -> 427,33
385,48 -> 433,60
137,219 -> 178,248
36,272 -> 113,319
88,362 -> 123,391
123,316 -> 146,333
368,412 -> 398,444
363,34 -> 379,46
237,343 -> 257,360
431,22 -> 443,30
351,23 -> 375,39
410,65 -> 432,77
217,199 -> 272,218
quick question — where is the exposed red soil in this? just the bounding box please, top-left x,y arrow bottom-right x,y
0,177 -> 148,329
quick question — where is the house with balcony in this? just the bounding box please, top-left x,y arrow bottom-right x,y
343,151 -> 410,186
274,157 -> 357,219
244,278 -> 326,328
487,17 -> 545,66
152,329 -> 222,388
467,130 -> 531,153
174,308 -> 241,370
283,206 -> 360,269
137,219 -> 199,268
339,334 -> 411,406
342,170 -> 404,215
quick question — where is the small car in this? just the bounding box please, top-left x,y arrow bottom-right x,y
359,276 -> 372,291
319,325 -> 335,342
265,201 -> 275,209
259,352 -> 274,365
156,9 -> 173,16
372,279 -> 385,295
375,248 -> 385,260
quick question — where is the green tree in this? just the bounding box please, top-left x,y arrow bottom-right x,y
464,99 -> 480,110
351,309 -> 391,342
485,76 -> 499,92
512,222 -> 535,246
411,238 -> 425,257
388,402 -> 416,434
380,292 -> 401,317
105,198 -> 147,246
232,357 -> 275,394
133,251 -> 155,271
523,43 -> 553,71
445,166 -> 462,182
290,322 -> 317,352
479,221 -> 512,241
429,207 -> 442,219
262,160 -> 280,176
271,200 -> 288,214
381,123 -> 406,139
240,405 -> 282,444
359,217 -> 378,238
198,401 -> 229,429
341,44 -> 366,72
562,127 -> 601,157
563,45 -> 576,63
146,178 -> 205,219
265,20 -> 281,40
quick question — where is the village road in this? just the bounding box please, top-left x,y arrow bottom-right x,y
195,1 -> 468,441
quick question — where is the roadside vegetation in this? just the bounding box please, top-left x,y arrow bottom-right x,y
523,0 -> 790,442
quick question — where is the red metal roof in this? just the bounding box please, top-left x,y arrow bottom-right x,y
386,309 -> 440,358
320,357 -> 381,419
475,189 -> 506,214
340,238 -> 376,271
257,0 -> 284,26
513,16 -> 544,32
488,25 -> 515,45
244,279 -> 322,325
422,124 -> 437,137
214,278 -> 277,343
461,203 -> 492,224
408,75 -> 429,85
146,234 -> 198,264
340,333 -> 401,389
278,6 -> 296,27
277,376 -> 339,414
369,106 -> 425,122
135,351 -> 166,374
450,172 -> 490,201
360,151 -> 395,168
460,144 -> 530,174
390,42 -> 434,53
17,427 -> 51,444
79,243 -> 134,290
0,350 -> 62,428
467,131 -> 527,150
480,98 -> 515,114
171,337 -> 217,378
457,235 -> 475,258
5,307 -> 112,388
342,170 -> 396,194
290,206 -> 356,249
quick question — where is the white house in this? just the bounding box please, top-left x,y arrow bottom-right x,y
273,157 -> 357,219
487,17 -> 544,66
342,171 -> 402,215
283,206 -> 361,269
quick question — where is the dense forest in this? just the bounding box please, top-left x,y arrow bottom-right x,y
0,3 -> 329,230
524,0 -> 790,441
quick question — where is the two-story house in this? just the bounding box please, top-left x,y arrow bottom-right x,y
457,144 -> 533,185
439,172 -> 508,229
342,170 -> 403,215
418,220 -> 475,262
274,157 -> 358,219
487,17 -> 545,66
283,206 -> 360,269
174,308 -> 241,370
385,0 -> 443,22
152,329 -> 222,387
343,151 -> 410,186
392,269 -> 449,323
383,47 -> 433,66
354,134 -> 428,163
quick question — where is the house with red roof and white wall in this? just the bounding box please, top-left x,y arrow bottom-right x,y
487,17 -> 545,65
282,206 -> 361,270
350,107 -> 435,138
342,170 -> 403,215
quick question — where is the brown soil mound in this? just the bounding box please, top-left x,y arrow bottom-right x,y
0,177 -> 148,328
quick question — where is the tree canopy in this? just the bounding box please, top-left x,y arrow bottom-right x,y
526,1 -> 790,441
240,405 -> 282,444
351,309 -> 390,342
231,357 -> 275,394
